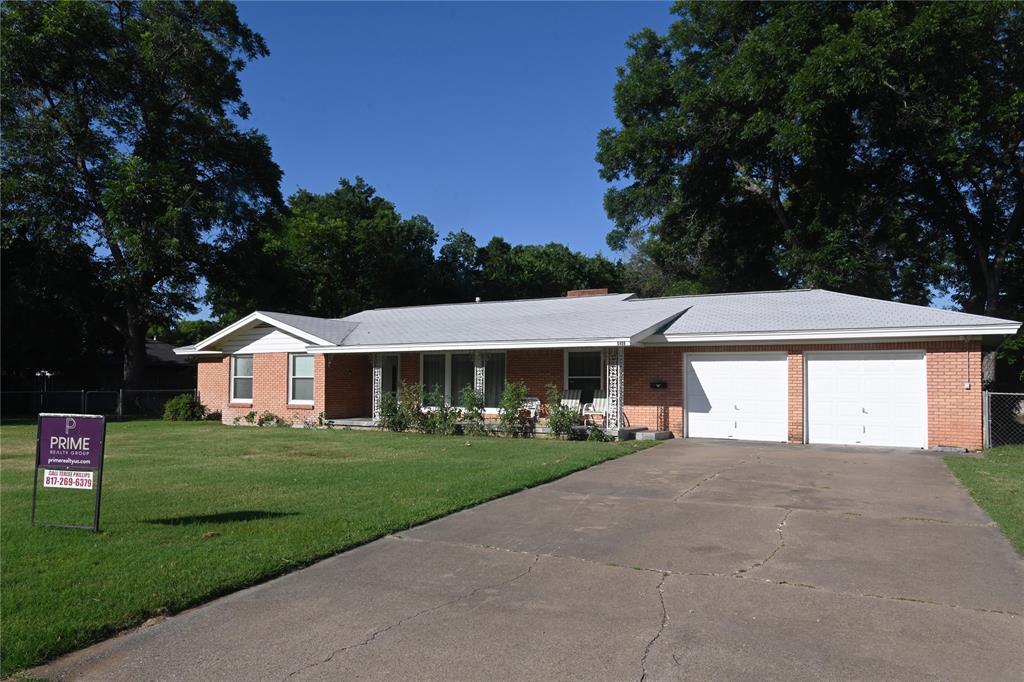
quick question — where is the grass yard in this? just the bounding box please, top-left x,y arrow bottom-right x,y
946,444 -> 1024,556
0,421 -> 655,676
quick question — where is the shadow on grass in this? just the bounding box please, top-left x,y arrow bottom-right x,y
145,510 -> 298,525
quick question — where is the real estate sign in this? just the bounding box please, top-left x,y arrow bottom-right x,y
32,413 -> 107,531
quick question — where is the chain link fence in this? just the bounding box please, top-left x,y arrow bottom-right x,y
1,389 -> 196,419
984,391 -> 1024,448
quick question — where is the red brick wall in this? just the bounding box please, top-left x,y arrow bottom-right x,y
926,342 -> 983,449
196,352 -> 323,426
788,351 -> 805,443
399,352 -> 420,387
196,357 -> 228,414
623,347 -> 683,434
323,354 -> 371,419
200,340 -> 984,448
507,349 -> 564,401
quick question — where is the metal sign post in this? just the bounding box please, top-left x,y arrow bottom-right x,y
31,413 -> 107,532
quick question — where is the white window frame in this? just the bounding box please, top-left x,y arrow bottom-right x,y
230,354 -> 253,403
288,353 -> 315,405
419,351 -> 506,412
564,349 -> 605,394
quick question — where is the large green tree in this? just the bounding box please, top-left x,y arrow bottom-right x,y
208,178 -> 439,319
598,1 -> 1022,315
1,0 -> 281,386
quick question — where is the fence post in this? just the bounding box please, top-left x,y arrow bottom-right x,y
982,391 -> 991,449
117,389 -> 123,419
80,389 -> 86,414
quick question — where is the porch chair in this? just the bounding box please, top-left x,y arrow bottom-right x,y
561,389 -> 583,415
582,390 -> 608,426
522,396 -> 542,420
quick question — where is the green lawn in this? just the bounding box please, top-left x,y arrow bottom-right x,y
946,444 -> 1024,555
0,421 -> 655,676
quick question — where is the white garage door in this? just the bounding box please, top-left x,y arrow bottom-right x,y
806,351 -> 927,448
685,353 -> 788,442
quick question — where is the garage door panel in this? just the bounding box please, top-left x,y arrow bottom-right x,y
686,353 -> 787,443
806,352 -> 926,448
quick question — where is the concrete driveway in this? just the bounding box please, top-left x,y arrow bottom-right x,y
31,440 -> 1024,681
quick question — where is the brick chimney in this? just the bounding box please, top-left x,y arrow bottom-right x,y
566,288 -> 609,298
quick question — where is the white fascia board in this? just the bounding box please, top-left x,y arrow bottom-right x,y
172,347 -> 223,356
308,338 -> 632,354
657,323 -> 1021,344
193,312 -> 332,351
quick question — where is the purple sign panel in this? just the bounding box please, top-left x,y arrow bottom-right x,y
37,414 -> 106,470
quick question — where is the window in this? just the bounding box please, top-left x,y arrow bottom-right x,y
567,351 -> 603,404
422,354 -> 446,406
419,352 -> 506,408
289,354 -> 314,404
450,353 -> 474,401
483,353 -> 506,408
231,355 -> 253,402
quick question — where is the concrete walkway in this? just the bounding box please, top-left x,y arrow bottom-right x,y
31,440 -> 1024,681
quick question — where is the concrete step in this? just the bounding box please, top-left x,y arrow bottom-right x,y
635,430 -> 673,441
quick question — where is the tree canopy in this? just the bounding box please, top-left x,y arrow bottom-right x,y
597,1 -> 1023,316
1,0 -> 281,385
207,179 -> 623,321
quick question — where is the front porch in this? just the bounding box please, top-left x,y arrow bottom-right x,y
320,344 -> 634,436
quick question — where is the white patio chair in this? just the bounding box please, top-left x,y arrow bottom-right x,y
561,389 -> 582,413
522,396 -> 541,420
582,390 -> 607,426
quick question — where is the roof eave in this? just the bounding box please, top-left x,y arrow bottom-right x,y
309,337 -> 634,354
658,323 -> 1022,344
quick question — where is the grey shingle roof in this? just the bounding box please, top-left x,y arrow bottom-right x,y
657,289 -> 1018,336
256,311 -> 360,345
179,290 -> 1019,355
336,294 -> 689,346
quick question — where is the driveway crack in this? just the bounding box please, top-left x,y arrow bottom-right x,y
639,572 -> 669,682
281,554 -> 540,681
735,508 -> 792,575
674,459 -> 750,502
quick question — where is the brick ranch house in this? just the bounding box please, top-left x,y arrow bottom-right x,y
174,289 -> 1020,450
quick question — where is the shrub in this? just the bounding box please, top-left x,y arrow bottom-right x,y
205,411 -> 222,422
498,381 -> 531,437
378,382 -> 422,432
399,382 -> 423,419
257,411 -> 289,427
379,391 -> 411,432
586,425 -> 608,442
544,384 -> 579,439
419,386 -> 458,435
163,393 -> 207,421
459,384 -> 487,437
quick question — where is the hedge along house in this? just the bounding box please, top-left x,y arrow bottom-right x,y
174,289 -> 1020,450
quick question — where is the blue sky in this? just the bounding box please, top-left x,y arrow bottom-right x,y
234,1 -> 675,256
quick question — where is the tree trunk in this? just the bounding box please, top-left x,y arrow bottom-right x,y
122,320 -> 148,389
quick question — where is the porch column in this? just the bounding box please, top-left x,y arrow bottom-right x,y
473,351 -> 486,402
371,353 -> 383,421
606,342 -> 625,430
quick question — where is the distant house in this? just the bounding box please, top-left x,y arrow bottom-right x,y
98,340 -> 198,390
174,289 -> 1020,450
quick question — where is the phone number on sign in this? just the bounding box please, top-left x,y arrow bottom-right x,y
42,470 -> 93,490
